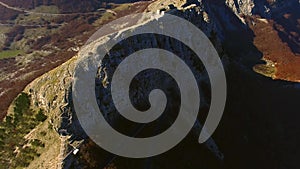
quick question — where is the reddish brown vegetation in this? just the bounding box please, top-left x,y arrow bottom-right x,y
0,6 -> 20,20
250,17 -> 300,82
0,0 -> 149,17
0,0 -> 102,13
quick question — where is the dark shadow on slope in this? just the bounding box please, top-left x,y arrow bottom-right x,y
204,0 -> 264,67
204,1 -> 300,169
270,0 -> 300,54
250,0 -> 300,54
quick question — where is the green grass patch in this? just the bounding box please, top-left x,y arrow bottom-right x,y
113,3 -> 132,12
0,50 -> 23,59
0,26 -> 11,34
93,12 -> 115,26
15,5 -> 60,25
31,5 -> 60,14
93,3 -> 132,26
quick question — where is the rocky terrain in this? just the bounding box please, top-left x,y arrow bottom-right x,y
0,0 -> 300,169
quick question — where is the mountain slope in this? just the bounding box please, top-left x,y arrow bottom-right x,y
0,0 -> 299,168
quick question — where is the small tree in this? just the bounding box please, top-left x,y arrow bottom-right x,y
35,109 -> 47,122
13,92 -> 30,117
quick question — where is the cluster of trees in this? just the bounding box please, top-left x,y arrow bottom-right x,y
0,92 -> 47,168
